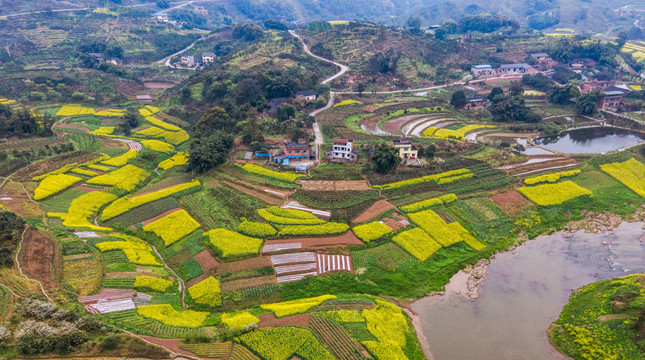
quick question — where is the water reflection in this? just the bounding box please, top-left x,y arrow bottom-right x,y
534,127 -> 645,154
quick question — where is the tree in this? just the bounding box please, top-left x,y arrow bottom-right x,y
232,24 -> 265,42
371,144 -> 401,174
123,110 -> 139,128
404,17 -> 422,35
194,107 -> 232,137
549,84 -> 579,105
488,87 -> 504,102
367,50 -> 400,75
188,131 -> 233,173
508,81 -> 524,97
424,143 -> 436,159
236,109 -> 264,144
450,91 -> 467,108
356,82 -> 366,96
576,91 -> 602,116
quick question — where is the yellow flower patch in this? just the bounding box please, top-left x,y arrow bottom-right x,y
408,209 -> 485,249
139,108 -> 152,117
188,276 -> 221,307
221,312 -> 259,330
352,222 -> 392,243
258,208 -> 326,225
55,105 -> 95,116
423,124 -> 495,141
158,152 -> 188,170
95,239 -> 161,266
142,209 -> 201,246
86,164 -> 149,191
137,304 -> 207,328
600,158 -> 645,197
34,174 -> 82,200
141,139 -> 174,154
237,163 -> 306,182
391,228 -> 442,261
159,129 -> 190,145
69,168 -> 97,177
48,191 -> 116,231
145,105 -> 160,114
87,164 -> 111,172
260,295 -> 337,317
204,228 -> 264,257
90,126 -> 115,135
134,275 -> 173,292
518,181 -> 593,206
373,168 -> 471,190
101,180 -> 200,220
524,169 -> 581,185
136,126 -> 165,137
95,109 -> 124,117
145,116 -> 181,131
265,206 -> 318,219
102,149 -> 138,167
400,193 -> 457,213
237,327 -> 336,360
278,222 -> 349,236
237,220 -> 277,237
334,99 -> 361,107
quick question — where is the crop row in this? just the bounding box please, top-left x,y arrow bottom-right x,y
310,316 -> 365,360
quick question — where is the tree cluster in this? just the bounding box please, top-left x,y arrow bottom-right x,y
489,83 -> 542,123
0,106 -> 54,139
0,211 -> 24,267
189,107 -> 234,173
367,49 -> 400,75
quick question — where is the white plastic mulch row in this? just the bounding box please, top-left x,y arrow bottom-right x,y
270,252 -> 316,265
264,189 -> 287,197
262,243 -> 302,253
276,271 -> 318,283
274,262 -> 317,275
78,289 -> 135,304
115,138 -> 142,151
89,299 -> 136,314
281,201 -> 331,217
74,231 -> 101,238
317,254 -> 352,274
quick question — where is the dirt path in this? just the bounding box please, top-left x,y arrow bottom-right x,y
149,244 -> 187,309
298,179 -> 371,191
221,180 -> 284,206
15,226 -> 53,302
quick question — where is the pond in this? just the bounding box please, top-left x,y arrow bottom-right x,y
412,221 -> 645,360
534,127 -> 645,154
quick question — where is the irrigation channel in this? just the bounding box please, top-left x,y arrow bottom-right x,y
412,221 -> 645,360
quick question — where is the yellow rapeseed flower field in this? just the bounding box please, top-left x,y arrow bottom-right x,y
142,209 -> 201,246
518,181 -> 593,206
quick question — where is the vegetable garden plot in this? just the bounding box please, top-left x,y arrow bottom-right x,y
274,263 -> 318,275
270,252 -> 317,265
276,272 -> 319,283
310,316 -> 367,360
262,243 -> 303,253
87,299 -> 136,314
317,254 -> 353,274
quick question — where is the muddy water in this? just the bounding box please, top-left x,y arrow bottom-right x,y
412,221 -> 645,360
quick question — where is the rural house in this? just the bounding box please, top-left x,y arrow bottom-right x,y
193,6 -> 208,15
470,64 -> 494,77
598,90 -> 625,111
295,90 -> 317,102
152,12 -> 169,22
326,139 -> 359,162
464,98 -> 489,110
274,139 -> 311,165
581,81 -> 611,93
530,52 -> 551,63
392,138 -> 418,160
202,52 -> 216,63
498,63 -> 534,75
181,56 -> 195,67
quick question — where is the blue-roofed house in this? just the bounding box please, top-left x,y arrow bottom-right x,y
471,64 -> 494,76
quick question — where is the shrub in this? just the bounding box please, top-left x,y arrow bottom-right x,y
221,312 -> 259,330
141,140 -> 175,154
524,169 -> 581,185
187,277 -> 221,307
237,163 -> 306,182
352,222 -> 392,243
373,168 -> 471,190
158,152 -> 188,170
102,149 -> 138,167
518,181 -> 593,206
203,228 -> 263,257
133,276 -> 173,292
260,295 -> 336,317
400,193 -> 457,213
34,174 -> 82,200
86,164 -> 149,192
600,158 -> 645,197
278,222 -> 349,236
391,228 -> 442,261
258,209 -> 326,225
137,304 -> 207,327
237,220 -> 277,238
101,180 -> 200,220
142,209 -> 201,246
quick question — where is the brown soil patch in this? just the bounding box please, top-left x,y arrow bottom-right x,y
104,271 -> 144,278
140,336 -> 201,359
0,182 -> 41,218
490,190 -> 531,216
352,200 -> 396,223
194,250 -> 219,273
361,115 -> 384,134
220,275 -> 277,292
142,82 -> 176,89
141,208 -> 181,226
137,175 -> 193,196
64,253 -> 94,261
381,217 -> 406,232
54,123 -> 89,132
599,314 -> 629,322
363,106 -> 379,113
222,180 -> 283,206
101,138 -> 130,149
14,152 -> 99,182
263,233 -> 362,252
298,180 -> 371,191
382,114 -> 427,134
234,180 -> 294,198
20,228 -> 57,289
216,257 -> 272,274
258,314 -> 311,329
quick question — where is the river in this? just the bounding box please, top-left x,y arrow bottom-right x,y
412,221 -> 645,360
